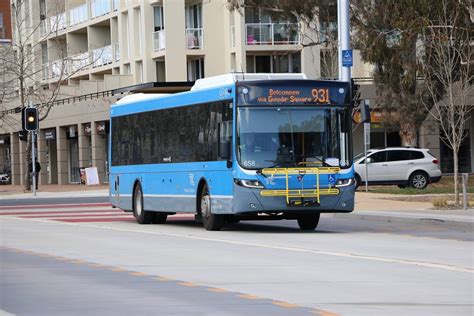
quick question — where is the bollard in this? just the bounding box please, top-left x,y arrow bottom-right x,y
462,173 -> 468,210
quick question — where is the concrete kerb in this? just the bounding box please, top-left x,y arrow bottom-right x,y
333,211 -> 474,230
0,190 -> 109,200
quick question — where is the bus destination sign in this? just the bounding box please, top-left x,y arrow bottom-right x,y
237,81 -> 350,106
256,88 -> 330,104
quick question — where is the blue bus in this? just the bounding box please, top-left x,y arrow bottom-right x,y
109,74 -> 355,231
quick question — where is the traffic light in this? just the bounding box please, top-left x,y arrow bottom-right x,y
23,107 -> 38,131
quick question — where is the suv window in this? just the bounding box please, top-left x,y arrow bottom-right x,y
387,150 -> 411,162
410,151 -> 425,160
368,151 -> 386,163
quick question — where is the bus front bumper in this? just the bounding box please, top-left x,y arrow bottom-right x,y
230,183 -> 355,214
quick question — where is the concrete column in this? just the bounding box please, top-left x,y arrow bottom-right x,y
78,123 -> 91,169
91,122 -> 106,184
10,133 -> 21,185
164,0 -> 187,81
56,126 -> 69,185
37,130 -> 48,185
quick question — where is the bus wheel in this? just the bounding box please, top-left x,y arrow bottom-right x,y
297,213 -> 320,231
200,185 -> 224,231
153,212 -> 168,224
133,184 -> 154,224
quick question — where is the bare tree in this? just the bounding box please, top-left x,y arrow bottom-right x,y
421,0 -> 473,204
1,0 -> 102,191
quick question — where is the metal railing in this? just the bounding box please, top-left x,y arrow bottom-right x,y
49,12 -> 67,33
246,23 -> 300,45
68,52 -> 91,73
153,30 -> 166,52
41,44 -> 119,80
68,3 -> 88,26
91,0 -> 111,18
185,28 -> 203,49
92,45 -> 113,68
40,1 -> 120,38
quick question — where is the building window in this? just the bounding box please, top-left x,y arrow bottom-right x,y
247,53 -> 301,73
156,61 -> 166,82
153,6 -> 164,31
0,13 -> 4,39
187,57 -> 204,81
185,4 -> 202,28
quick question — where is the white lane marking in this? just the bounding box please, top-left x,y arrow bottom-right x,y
0,309 -> 16,316
2,216 -> 472,274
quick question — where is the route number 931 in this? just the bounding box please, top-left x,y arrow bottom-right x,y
311,88 -> 330,103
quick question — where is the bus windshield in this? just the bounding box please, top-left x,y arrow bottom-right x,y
237,106 -> 351,170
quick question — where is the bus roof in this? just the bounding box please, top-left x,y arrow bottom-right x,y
191,73 -> 307,91
113,93 -> 171,106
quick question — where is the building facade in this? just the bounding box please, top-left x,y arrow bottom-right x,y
0,0 -> 472,186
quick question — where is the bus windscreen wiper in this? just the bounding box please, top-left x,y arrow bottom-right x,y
293,155 -> 331,167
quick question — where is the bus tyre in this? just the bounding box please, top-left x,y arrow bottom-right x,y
200,185 -> 224,231
133,184 -> 154,224
297,213 -> 320,231
153,213 -> 168,224
354,174 -> 361,190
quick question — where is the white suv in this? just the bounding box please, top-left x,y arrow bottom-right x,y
353,147 -> 442,189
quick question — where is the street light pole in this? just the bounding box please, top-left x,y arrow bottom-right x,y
338,0 -> 351,82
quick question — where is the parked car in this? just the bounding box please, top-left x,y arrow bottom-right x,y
353,147 -> 442,189
0,173 -> 10,185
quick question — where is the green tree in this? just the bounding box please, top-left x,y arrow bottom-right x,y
350,0 -> 435,146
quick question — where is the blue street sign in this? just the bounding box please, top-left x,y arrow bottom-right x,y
342,49 -> 353,67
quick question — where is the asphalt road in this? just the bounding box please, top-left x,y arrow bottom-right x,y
0,198 -> 472,316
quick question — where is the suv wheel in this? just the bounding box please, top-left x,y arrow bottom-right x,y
410,172 -> 429,189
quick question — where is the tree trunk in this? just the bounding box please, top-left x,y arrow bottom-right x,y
399,122 -> 417,146
453,149 -> 459,206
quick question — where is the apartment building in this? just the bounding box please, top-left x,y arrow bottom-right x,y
0,0 -> 471,187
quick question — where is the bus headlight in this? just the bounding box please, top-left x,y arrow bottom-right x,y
235,179 -> 264,189
335,178 -> 353,187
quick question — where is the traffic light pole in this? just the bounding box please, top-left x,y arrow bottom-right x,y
31,130 -> 36,196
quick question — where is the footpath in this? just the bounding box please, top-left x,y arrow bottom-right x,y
0,184 -> 472,229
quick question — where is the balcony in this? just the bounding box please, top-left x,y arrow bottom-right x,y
91,0 -> 112,18
68,52 -> 91,73
68,3 -> 88,27
92,45 -> 113,68
153,30 -> 166,52
186,28 -> 203,50
42,44 -> 120,80
246,23 -> 300,46
49,12 -> 67,33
